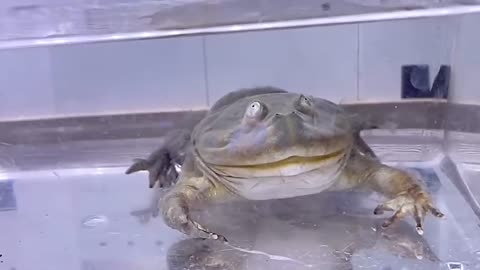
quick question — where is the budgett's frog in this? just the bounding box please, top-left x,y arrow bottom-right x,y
126,86 -> 444,241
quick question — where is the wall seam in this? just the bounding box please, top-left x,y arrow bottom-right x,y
356,23 -> 361,100
201,36 -> 211,107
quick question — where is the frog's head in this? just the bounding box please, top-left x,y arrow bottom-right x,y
194,92 -> 354,177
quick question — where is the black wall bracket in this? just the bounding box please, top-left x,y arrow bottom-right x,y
401,64 -> 450,99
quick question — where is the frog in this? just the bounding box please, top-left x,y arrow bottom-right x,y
125,86 -> 444,241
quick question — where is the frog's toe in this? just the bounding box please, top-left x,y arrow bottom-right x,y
374,186 -> 445,235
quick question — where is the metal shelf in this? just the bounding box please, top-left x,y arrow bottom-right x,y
1,0 -> 480,50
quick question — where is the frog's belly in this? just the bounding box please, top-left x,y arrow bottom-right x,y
221,164 -> 344,200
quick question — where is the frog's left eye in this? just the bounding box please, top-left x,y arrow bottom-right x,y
245,101 -> 266,120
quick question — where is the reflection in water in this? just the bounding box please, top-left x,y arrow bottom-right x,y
158,191 -> 442,270
167,238 -> 244,270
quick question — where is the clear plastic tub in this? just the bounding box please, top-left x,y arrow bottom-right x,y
1,103 -> 480,269
1,1 -> 480,270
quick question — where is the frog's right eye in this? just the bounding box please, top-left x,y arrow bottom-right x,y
245,101 -> 266,120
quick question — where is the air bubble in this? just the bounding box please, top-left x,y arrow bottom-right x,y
81,215 -> 109,228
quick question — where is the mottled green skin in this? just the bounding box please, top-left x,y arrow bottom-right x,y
127,86 -> 444,241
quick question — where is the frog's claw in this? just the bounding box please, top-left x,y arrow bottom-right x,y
126,155 -> 175,188
351,157 -> 446,235
162,194 -> 227,242
192,220 -> 229,242
125,158 -> 150,175
374,185 -> 444,235
161,175 -> 231,242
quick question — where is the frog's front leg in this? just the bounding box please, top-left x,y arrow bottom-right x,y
161,175 -> 232,241
342,152 -> 445,235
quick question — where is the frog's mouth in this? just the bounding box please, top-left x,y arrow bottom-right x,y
210,149 -> 347,178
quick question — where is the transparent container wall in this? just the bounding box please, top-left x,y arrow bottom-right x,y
1,5 -> 480,270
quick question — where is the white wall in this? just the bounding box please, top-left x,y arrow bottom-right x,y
204,24 -> 358,104
49,37 -> 207,116
0,47 -> 55,119
0,16 -> 457,120
359,17 -> 456,101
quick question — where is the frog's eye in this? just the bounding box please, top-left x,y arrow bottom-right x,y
245,101 -> 266,119
296,94 -> 313,114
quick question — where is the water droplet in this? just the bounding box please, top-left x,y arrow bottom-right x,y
99,241 -> 107,247
127,241 -> 135,246
82,215 -> 109,228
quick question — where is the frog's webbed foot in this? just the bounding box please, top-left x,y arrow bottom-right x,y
373,184 -> 444,235
125,129 -> 190,188
161,177 -> 230,242
352,158 -> 446,235
162,195 -> 228,242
